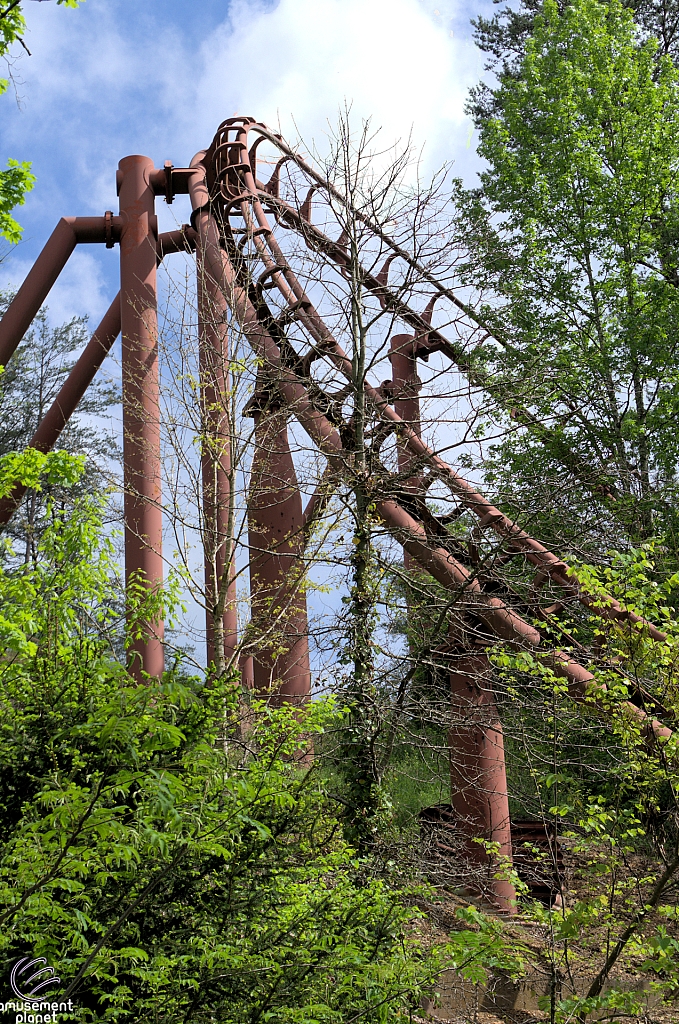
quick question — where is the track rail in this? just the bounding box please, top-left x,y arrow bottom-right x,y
183,118 -> 674,744
203,119 -> 663,638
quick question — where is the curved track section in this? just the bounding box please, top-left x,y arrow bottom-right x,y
184,116 -> 674,744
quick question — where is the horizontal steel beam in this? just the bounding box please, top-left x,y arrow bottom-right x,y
0,228 -> 197,529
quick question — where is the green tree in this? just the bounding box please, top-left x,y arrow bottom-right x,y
491,543 -> 679,1022
0,294 -> 119,560
454,0 -> 679,551
0,450 -> 462,1023
470,0 -> 679,127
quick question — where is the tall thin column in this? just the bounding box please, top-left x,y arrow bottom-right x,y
247,383 -> 311,704
449,647 -> 516,913
389,333 -> 423,571
196,227 -> 238,673
118,155 -> 164,678
389,333 -> 515,909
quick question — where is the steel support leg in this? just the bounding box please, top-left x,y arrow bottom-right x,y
390,334 -> 422,458
247,387 -> 311,704
390,333 -> 424,568
195,218 -> 238,673
389,333 -> 515,910
449,648 -> 516,913
0,216 -> 123,368
239,654 -> 254,690
118,155 -> 164,679
0,220 -> 77,368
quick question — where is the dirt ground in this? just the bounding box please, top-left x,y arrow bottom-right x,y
413,835 -> 679,1024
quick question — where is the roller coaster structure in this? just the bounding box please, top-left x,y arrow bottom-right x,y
0,117 -> 672,913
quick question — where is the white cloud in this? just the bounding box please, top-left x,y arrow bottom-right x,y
2,247 -> 111,328
20,0 -> 481,167
0,0 -> 489,654
2,0 -> 486,321
185,0 -> 482,172
9,0 -> 483,221
45,248 -> 111,325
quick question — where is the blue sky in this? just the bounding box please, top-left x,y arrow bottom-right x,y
2,0 -> 491,324
1,0 -> 495,667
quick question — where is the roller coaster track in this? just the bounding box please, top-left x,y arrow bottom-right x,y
0,116 -> 671,914
185,116 -> 674,744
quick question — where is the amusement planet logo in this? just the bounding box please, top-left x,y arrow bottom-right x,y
0,958 -> 75,1023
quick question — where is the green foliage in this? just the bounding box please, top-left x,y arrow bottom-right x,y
0,450 -> 463,1022
470,0 -> 679,124
448,906 -> 527,985
0,449 -> 119,660
0,2 -> 27,75
480,0 -> 679,261
381,743 -> 448,830
0,297 -> 120,560
335,501 -> 387,852
0,0 -> 33,243
455,0 -> 679,545
1,681 -> 438,1022
0,446 -> 84,499
491,541 -> 679,1019
0,159 -> 34,243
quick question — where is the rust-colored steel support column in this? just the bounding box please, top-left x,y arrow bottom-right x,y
118,155 -> 164,679
390,334 -> 422,455
390,334 -> 423,565
449,646 -> 516,913
390,333 -> 423,572
240,654 -> 254,690
0,216 -> 120,368
195,213 -> 238,673
247,385 -> 311,704
0,220 -> 77,368
391,333 -> 514,910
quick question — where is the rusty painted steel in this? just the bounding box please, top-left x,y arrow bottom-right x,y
0,216 -> 122,369
389,332 -> 423,573
205,118 -> 666,644
240,653 -> 254,690
0,293 -> 121,526
301,467 -> 336,544
449,647 -> 516,913
195,268 -> 237,667
188,147 -> 673,747
24,292 -> 120,451
241,122 -> 618,504
390,331 -> 515,908
190,152 -> 240,673
118,155 -> 164,679
193,193 -> 238,671
0,125 -> 675,918
549,652 -> 672,744
156,225 -> 197,260
0,228 -> 195,531
189,152 -> 311,692
185,183 -> 542,646
246,378 -> 311,702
